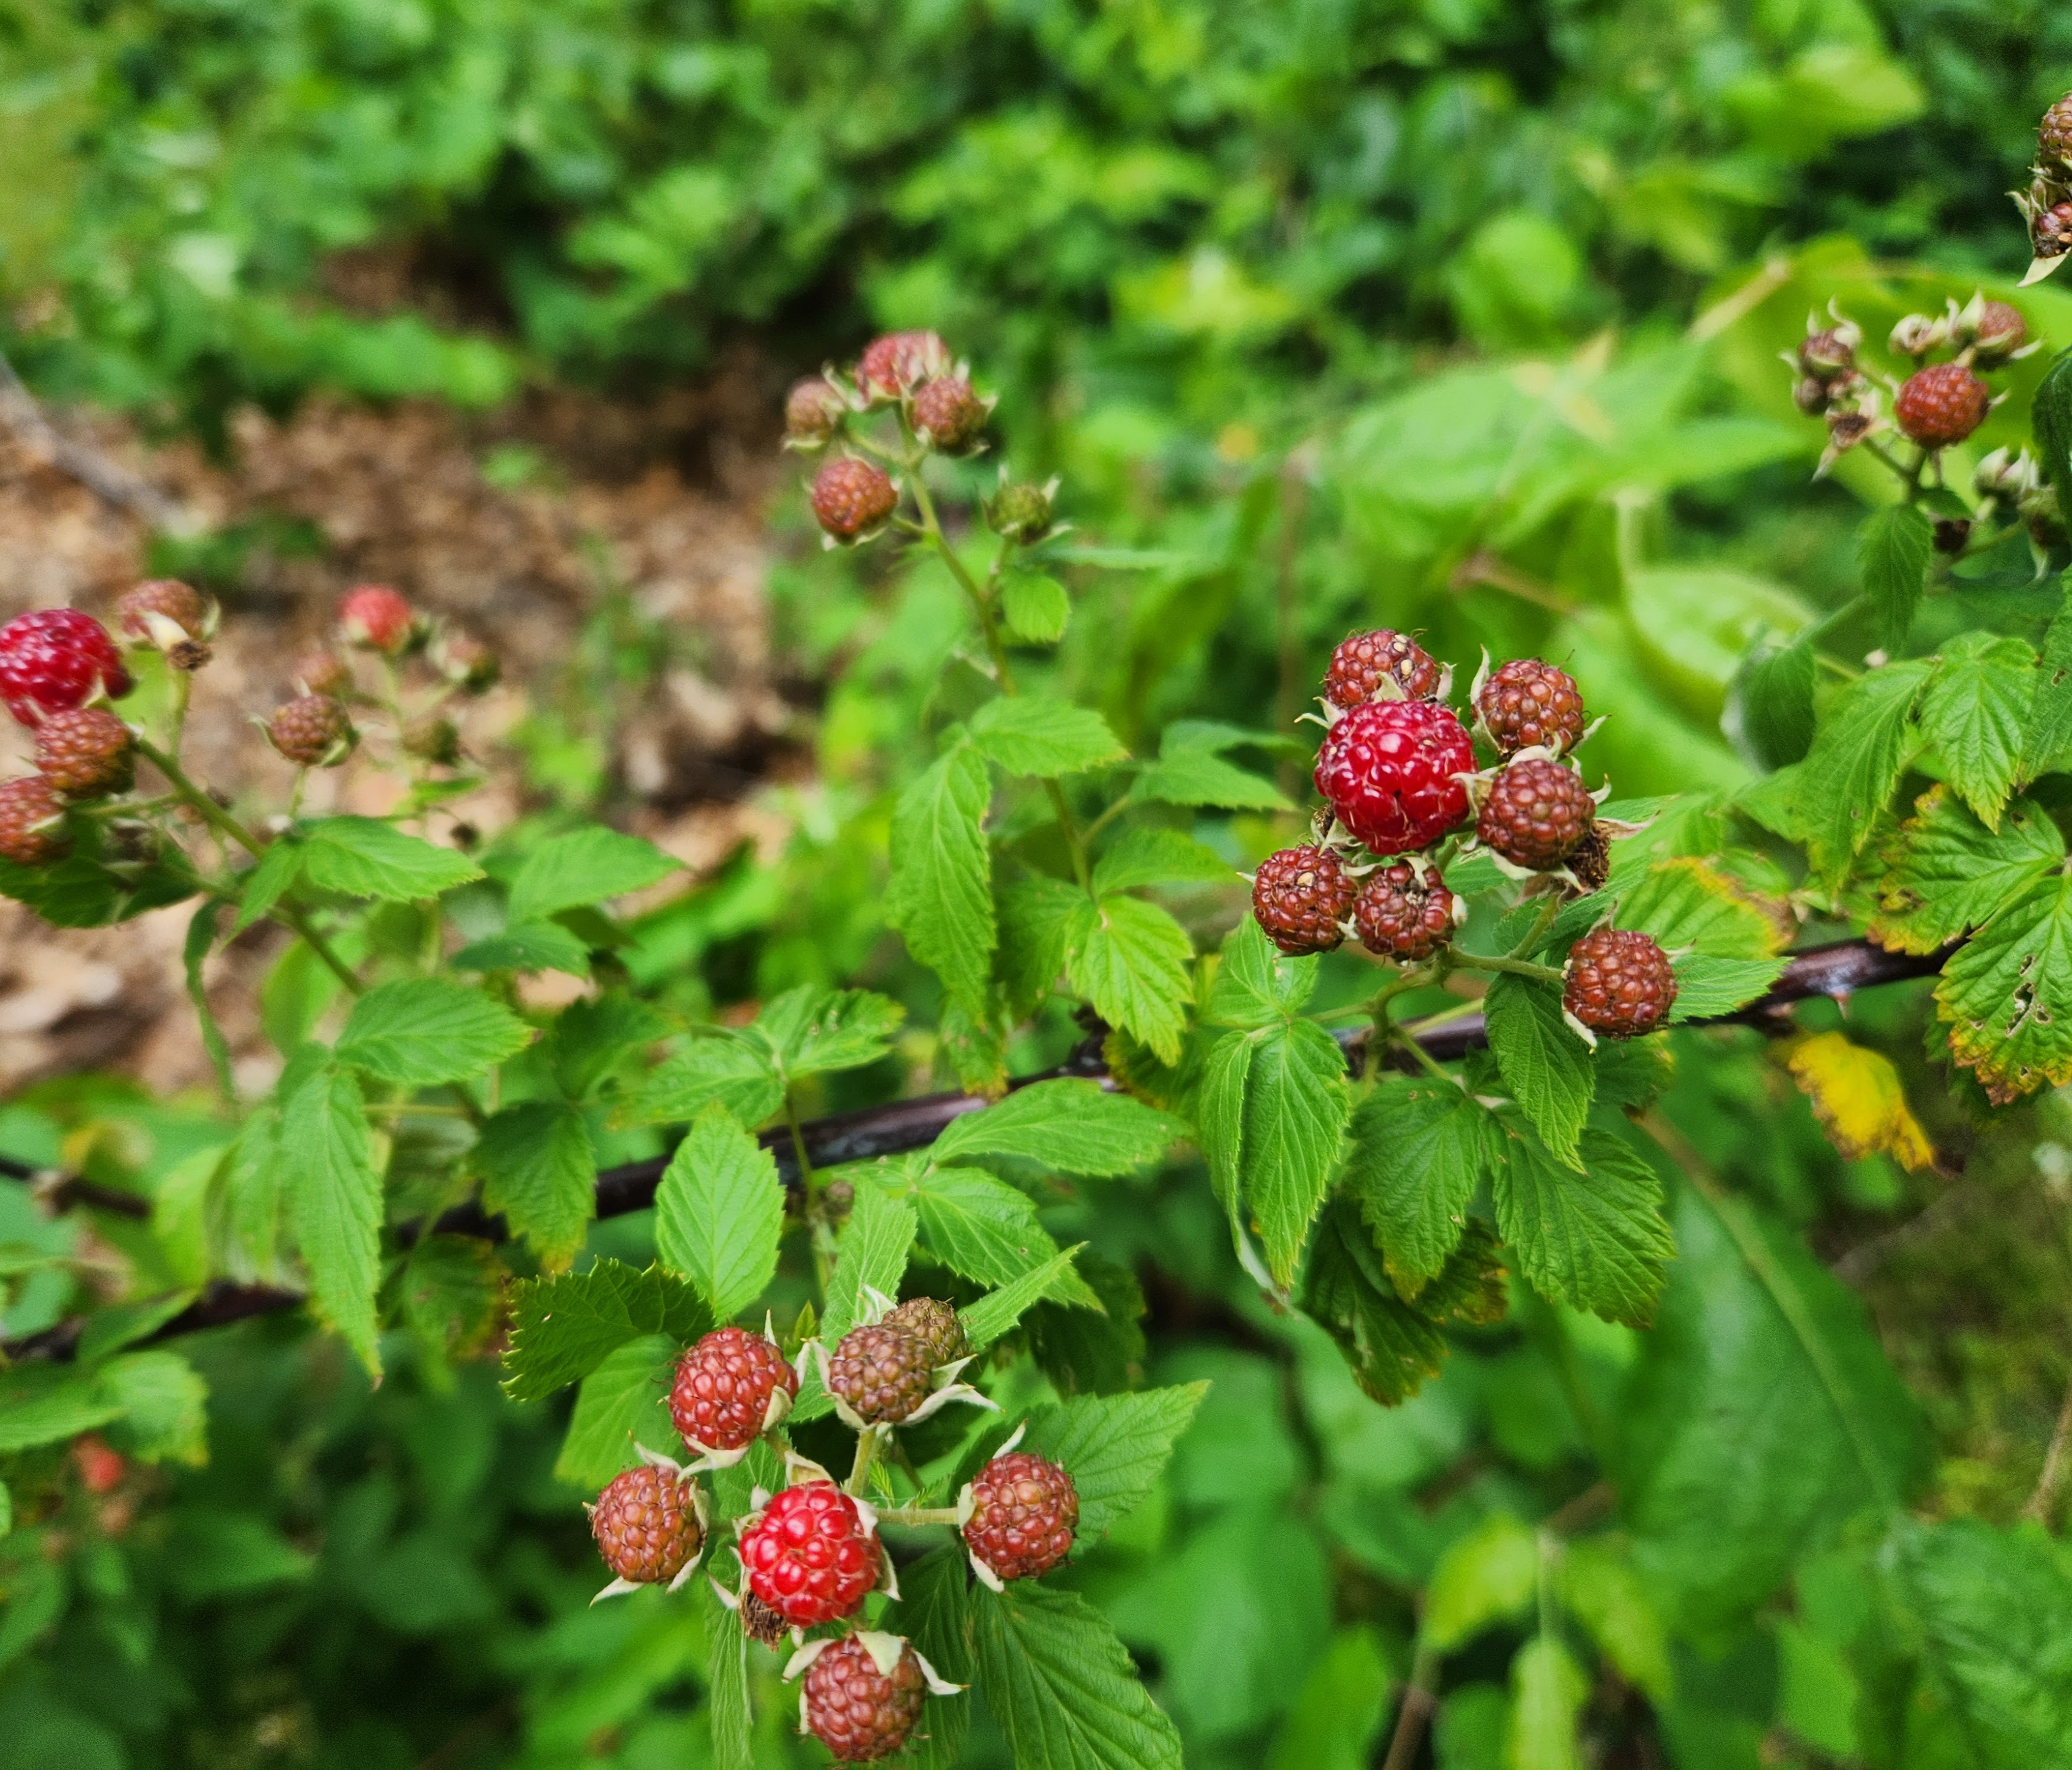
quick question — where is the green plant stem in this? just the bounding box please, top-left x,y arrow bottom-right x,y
845,1425 -> 884,1497
167,669 -> 192,752
785,1088 -> 834,1292
1451,950 -> 1566,986
1506,897 -> 1560,960
1394,1030 -> 1460,1086
1398,995 -> 1487,1038
1380,1640 -> 1439,1770
875,1505 -> 962,1528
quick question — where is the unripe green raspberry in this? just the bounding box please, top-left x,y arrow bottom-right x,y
984,478 -> 1058,542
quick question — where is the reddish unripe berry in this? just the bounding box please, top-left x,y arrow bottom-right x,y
1477,658 -> 1586,758
811,457 -> 899,541
590,1463 -> 703,1586
785,376 -> 848,444
294,651 -> 351,697
1314,699 -> 1475,856
964,1451 -> 1078,1581
856,330 -> 950,400
803,1635 -> 927,1764
1477,757 -> 1595,870
0,609 -> 133,726
1895,363 -> 1990,449
1969,301 -> 2028,365
339,584 -> 419,653
669,1326 -> 798,1454
883,1296 -> 968,1370
2036,201 -> 2072,260
1324,629 -> 1442,709
1352,863 -> 1458,962
266,695 -> 355,767
1251,844 -> 1356,955
34,708 -> 135,798
73,1434 -> 128,1495
912,376 -> 987,449
116,579 -> 212,668
0,776 -> 68,866
739,1483 -> 882,1627
431,630 -> 498,691
828,1323 -> 934,1425
1564,926 -> 1678,1039
2041,94 -> 2072,172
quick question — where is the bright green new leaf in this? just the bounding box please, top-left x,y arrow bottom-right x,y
232,838 -> 306,934
1020,1383 -> 1208,1542
1065,892 -> 1194,1065
0,1365 -> 122,1453
476,1100 -> 598,1265
1667,953 -> 1787,1021
698,1574 -> 754,1770
871,1158 -> 1096,1305
552,1333 -> 679,1489
1001,572 -> 1071,645
1128,745 -> 1292,811
1484,974 -> 1593,1170
335,977 -> 531,1085
1934,870 -> 2072,1102
279,1055 -> 384,1376
451,919 -> 593,976
931,1078 -> 1183,1176
1917,632 -> 2036,830
749,984 -> 905,1077
1856,502 -> 1933,653
1343,1076 -> 1490,1295
1492,1120 -> 1674,1327
506,825 -> 679,923
1800,661 -> 1933,881
1869,786 -> 2064,955
622,1035 -> 784,1130
959,1246 -> 1088,1350
1206,913 -> 1316,1028
502,1259 -> 711,1401
1091,826 -> 1234,896
1422,1513 -> 1538,1651
970,694 -> 1128,776
299,817 -> 484,901
1507,1637 -> 1587,1770
654,1103 -> 785,1322
99,1349 -> 209,1464
887,740 -> 996,1017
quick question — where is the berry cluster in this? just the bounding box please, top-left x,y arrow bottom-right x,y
2021,91 -> 2072,278
0,605 -> 140,864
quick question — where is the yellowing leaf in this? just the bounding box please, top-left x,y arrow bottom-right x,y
1784,1032 -> 1934,1172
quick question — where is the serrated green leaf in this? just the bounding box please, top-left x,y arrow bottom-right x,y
1232,1018 -> 1349,1286
476,1101 -> 597,1264
1423,1513 -> 1538,1651
1001,573 -> 1071,645
1492,1120 -> 1672,1327
1206,913 -> 1316,1028
545,994 -> 674,1102
1736,634 -> 1817,770
232,838 -> 306,934
279,1054 -> 384,1376
2020,573 -> 2072,780
972,1580 -> 1184,1770
1918,632 -> 2036,830
1128,746 -> 1292,811
931,1079 -> 1183,1176
1343,1077 -> 1490,1295
870,1158 -> 1095,1304
1615,856 -> 1784,959
888,740 -> 996,1017
2034,345 -> 2072,497
696,1572 -> 754,1770
335,977 -> 531,1086
1299,1201 -> 1450,1406
1021,1384 -> 1207,1542
1484,974 -> 1594,1170
502,1259 -> 711,1401
1801,661 -> 1933,881
1933,871 -> 2072,1102
999,873 -> 1082,1013
1667,953 -> 1787,1020
1198,1030 -> 1252,1231
1869,786 -> 2064,955
970,695 -> 1128,776
958,1245 -> 1086,1351
451,919 -> 593,976
507,825 -> 679,923
1857,502 -> 1933,653
1065,893 -> 1193,1065
300,817 -> 483,901
654,1103 -> 784,1322
1090,827 -> 1234,896
99,1349 -> 209,1464
750,984 -> 905,1077
0,1365 -> 123,1452
552,1333 -> 679,1489
621,1035 -> 784,1130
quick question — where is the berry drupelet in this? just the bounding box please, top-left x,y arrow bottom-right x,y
802,1636 -> 928,1764
1251,844 -> 1356,955
963,1451 -> 1078,1582
883,1297 -> 967,1371
1563,927 -> 1678,1038
811,457 -> 899,542
266,695 -> 355,767
1323,629 -> 1442,709
669,1326 -> 798,1455
738,1483 -> 882,1627
34,708 -> 135,798
1895,364 -> 1991,449
1477,757 -> 1595,870
827,1322 -> 934,1426
0,776 -> 68,867
912,376 -> 987,450
1314,699 -> 1475,856
590,1463 -> 703,1587
1476,658 -> 1585,758
0,609 -> 133,726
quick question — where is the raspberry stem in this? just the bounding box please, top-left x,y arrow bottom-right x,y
874,1506 -> 961,1527
1452,952 -> 1566,986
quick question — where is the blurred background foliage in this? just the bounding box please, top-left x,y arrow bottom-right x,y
5,1 -> 2072,1768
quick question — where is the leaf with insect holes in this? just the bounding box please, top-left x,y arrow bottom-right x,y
1857,503 -> 1933,653
1933,871 -> 2072,1103
334,978 -> 531,1086
970,696 -> 1128,776
654,1104 -> 785,1322
506,825 -> 679,923
1868,787 -> 2064,955
1484,974 -> 1593,1171
279,1054 -> 384,1377
476,1100 -> 598,1264
1492,1117 -> 1673,1328
887,740 -> 996,1017
1799,661 -> 1933,883
298,817 -> 483,901
501,1260 -> 711,1401
1065,893 -> 1194,1065
1917,632 -> 2037,831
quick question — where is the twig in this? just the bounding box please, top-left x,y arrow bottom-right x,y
1380,1641 -> 1439,1770
0,348 -> 194,532
2024,1365 -> 2072,1525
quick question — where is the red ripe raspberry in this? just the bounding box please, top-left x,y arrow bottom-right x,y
786,376 -> 848,444
803,1635 -> 927,1764
266,694 -> 355,767
1251,844 -> 1355,955
1314,700 -> 1475,856
1352,863 -> 1458,962
856,330 -> 950,401
339,584 -> 419,654
739,1483 -> 882,1627
1323,629 -> 1442,709
589,1463 -> 703,1586
0,609 -> 133,726
811,457 -> 899,541
0,776 -> 67,866
669,1326 -> 798,1454
1477,658 -> 1585,757
883,1296 -> 967,1370
1895,364 -> 1990,449
964,1451 -> 1077,1581
1477,757 -> 1595,870
1564,926 -> 1678,1039
2041,94 -> 2072,172
828,1323 -> 933,1425
912,376 -> 986,450
34,709 -> 135,798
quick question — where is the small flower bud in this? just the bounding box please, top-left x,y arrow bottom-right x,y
116,579 -> 214,669
2022,481 -> 2066,547
1793,377 -> 1833,417
1933,516 -> 1972,555
1974,447 -> 2040,502
1966,299 -> 2030,366
431,630 -> 498,693
2037,201 -> 2072,261
984,477 -> 1059,543
1888,313 -> 1946,359
1797,324 -> 1858,381
402,715 -> 461,765
293,651 -> 351,697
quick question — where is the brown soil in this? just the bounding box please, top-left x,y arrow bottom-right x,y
0,364 -> 800,1101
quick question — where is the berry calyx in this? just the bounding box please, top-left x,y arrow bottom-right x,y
1251,844 -> 1356,955
803,1636 -> 928,1764
339,584 -> 420,654
669,1325 -> 798,1454
34,708 -> 136,798
0,609 -> 133,726
1895,363 -> 1990,449
0,776 -> 68,867
1351,863 -> 1458,962
1476,658 -> 1585,758
1797,327 -> 1858,382
1563,927 -> 1678,1039
266,695 -> 356,768
785,376 -> 848,445
1966,300 -> 2028,367
883,1296 -> 968,1371
116,579 -> 212,668
1324,629 -> 1442,709
963,1451 -> 1078,1582
811,457 -> 899,542
857,330 -> 950,401
1314,699 -> 1475,856
739,1482 -> 882,1627
1477,757 -> 1595,870
589,1463 -> 703,1587
912,376 -> 987,450
431,631 -> 498,692
2036,200 -> 2072,263
827,1323 -> 934,1426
